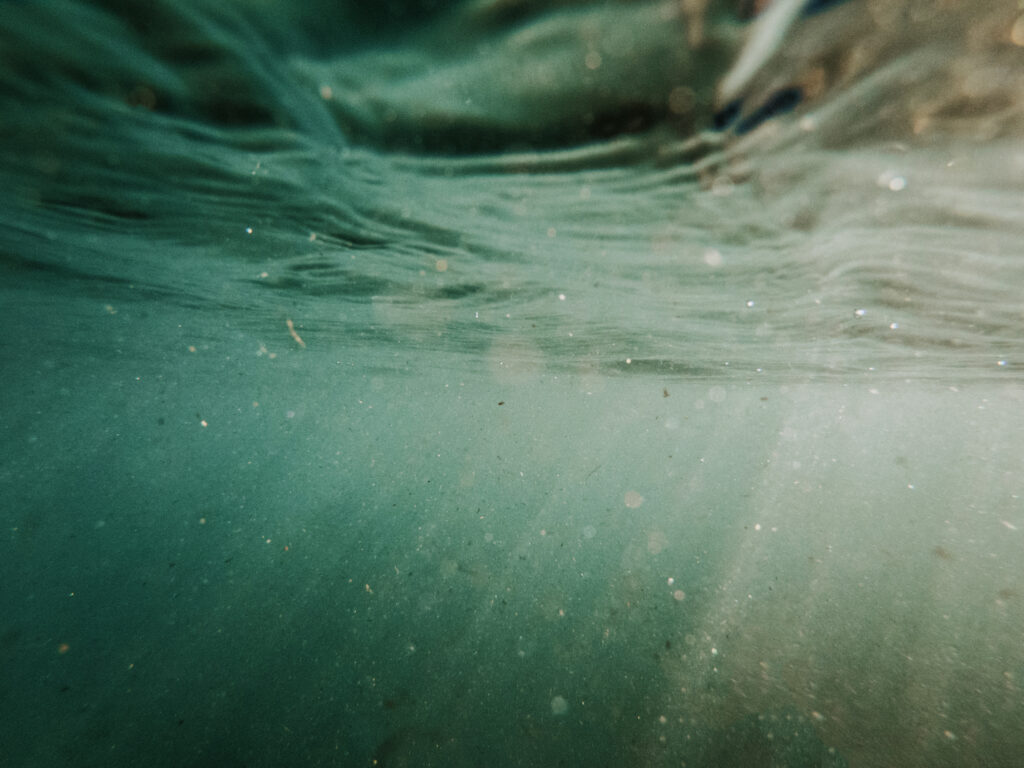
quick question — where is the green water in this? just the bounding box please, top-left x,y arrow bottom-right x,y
2,1 -> 1024,766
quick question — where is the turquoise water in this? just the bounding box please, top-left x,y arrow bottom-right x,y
2,1 -> 1024,766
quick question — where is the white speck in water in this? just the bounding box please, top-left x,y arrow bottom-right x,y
624,490 -> 644,508
551,696 -> 569,716
582,525 -> 596,539
1012,14 -> 1024,46
876,170 -> 906,191
854,308 -> 867,317
703,248 -> 722,267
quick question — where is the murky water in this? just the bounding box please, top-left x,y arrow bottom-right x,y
2,1 -> 1023,766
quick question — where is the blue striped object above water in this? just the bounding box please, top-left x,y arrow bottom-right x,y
714,0 -> 856,134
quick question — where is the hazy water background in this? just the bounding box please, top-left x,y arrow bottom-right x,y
2,1 -> 1024,766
